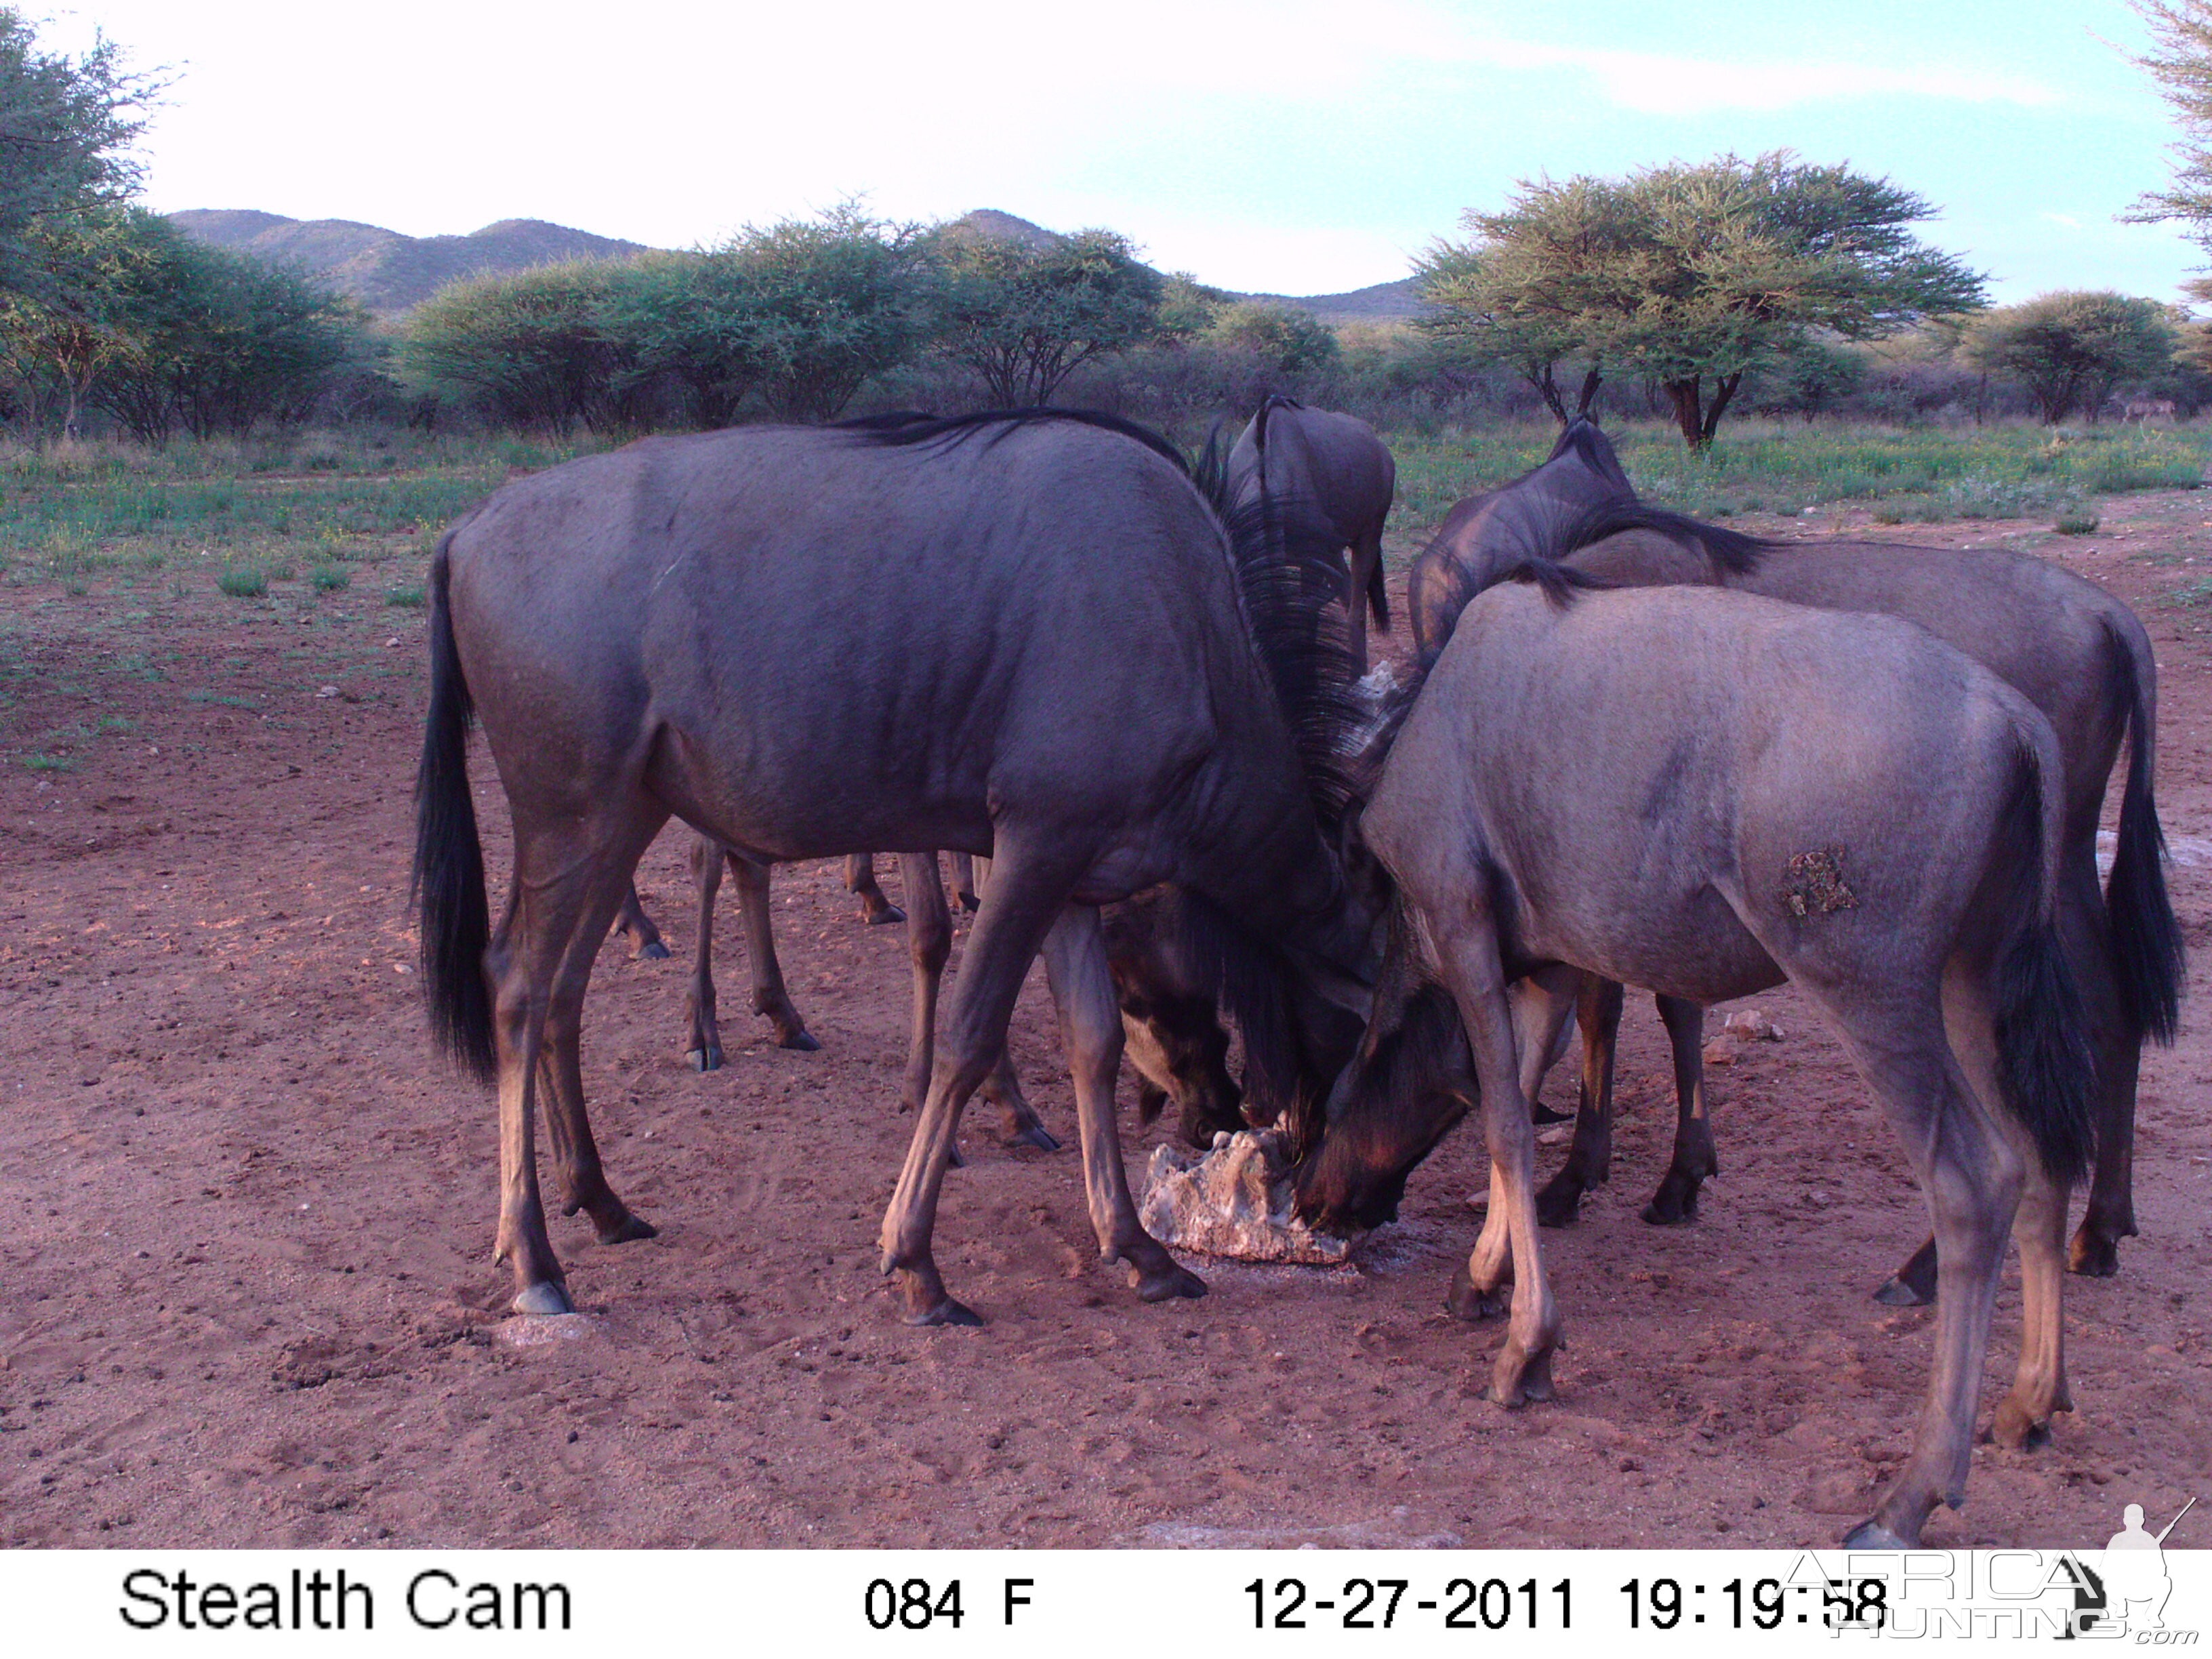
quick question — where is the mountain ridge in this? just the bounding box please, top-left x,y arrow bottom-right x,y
165,205 -> 1423,323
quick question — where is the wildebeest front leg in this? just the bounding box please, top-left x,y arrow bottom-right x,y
1040,903 -> 1204,1304
846,852 -> 905,925
878,840 -> 1078,1325
1643,994 -> 1717,1224
682,836 -> 729,1071
948,851 -> 981,913
1536,974 -> 1623,1227
609,882 -> 670,959
1435,924 -> 1559,1404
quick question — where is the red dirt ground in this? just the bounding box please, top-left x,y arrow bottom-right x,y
1,497 -> 2207,1550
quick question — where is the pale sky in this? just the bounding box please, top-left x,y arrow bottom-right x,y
31,0 -> 2211,304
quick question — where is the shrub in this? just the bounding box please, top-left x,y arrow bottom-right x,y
216,567 -> 266,597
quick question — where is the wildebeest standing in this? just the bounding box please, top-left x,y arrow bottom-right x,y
1490,505 -> 2180,1299
1297,573 -> 2094,1547
1229,397 -> 1396,673
414,411 -> 1372,1324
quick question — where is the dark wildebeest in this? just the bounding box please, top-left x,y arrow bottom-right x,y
1462,504 -> 2180,1303
1229,397 -> 1396,674
414,409 -> 1372,1325
1296,567 -> 2095,1548
612,848 -> 901,962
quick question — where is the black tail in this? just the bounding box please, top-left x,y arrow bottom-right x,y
1365,550 -> 1390,631
1992,731 -> 2097,1186
2101,617 -> 2186,1044
411,537 -> 497,1083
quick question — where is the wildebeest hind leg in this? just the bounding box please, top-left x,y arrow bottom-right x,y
1643,994 -> 1716,1224
1823,1010 -> 2015,1547
2060,854 -> 2137,1276
609,882 -> 670,960
730,848 -> 816,1051
1040,903 -> 1202,1304
682,836 -> 728,1070
1994,1156 -> 2072,1449
878,838 -> 1081,1324
493,817 -> 664,1311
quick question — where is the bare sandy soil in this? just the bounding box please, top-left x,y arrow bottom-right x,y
1,495 -> 2207,1551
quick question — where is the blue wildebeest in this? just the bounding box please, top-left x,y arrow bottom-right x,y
1294,557 -> 2095,1548
413,410 -> 1373,1325
1229,397 -> 1396,674
1431,500 -> 2180,1303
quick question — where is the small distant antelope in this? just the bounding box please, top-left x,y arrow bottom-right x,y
2120,395 -> 2177,424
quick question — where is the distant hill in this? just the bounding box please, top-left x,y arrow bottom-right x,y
167,204 -> 1422,323
165,211 -> 653,315
946,208 -> 1423,324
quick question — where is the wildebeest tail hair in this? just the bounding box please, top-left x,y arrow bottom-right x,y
412,537 -> 497,1084
1992,729 -> 2097,1186
2100,615 -> 2185,1044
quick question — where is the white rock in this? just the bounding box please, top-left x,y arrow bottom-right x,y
1139,1129 -> 1350,1265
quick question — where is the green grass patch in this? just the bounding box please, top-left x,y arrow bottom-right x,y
384,583 -> 426,608
22,751 -> 73,771
310,563 -> 352,592
216,567 -> 267,598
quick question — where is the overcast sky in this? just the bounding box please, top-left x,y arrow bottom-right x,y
33,0 -> 2210,304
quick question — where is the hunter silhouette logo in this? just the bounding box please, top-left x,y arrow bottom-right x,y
2100,1498 -> 2194,1635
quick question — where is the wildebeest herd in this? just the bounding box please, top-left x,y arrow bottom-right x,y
412,397 -> 2183,1549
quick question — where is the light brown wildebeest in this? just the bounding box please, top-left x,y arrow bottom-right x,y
1228,396 -> 1396,674
1462,502 -> 2179,1304
413,409 -> 1373,1324
1295,567 -> 2095,1548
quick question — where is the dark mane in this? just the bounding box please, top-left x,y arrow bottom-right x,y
839,406 -> 1191,475
1193,423 -> 1366,823
1558,499 -> 1769,575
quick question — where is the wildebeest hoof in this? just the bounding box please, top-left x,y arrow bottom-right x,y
2067,1229 -> 2121,1277
945,1141 -> 968,1170
1010,1123 -> 1061,1152
863,902 -> 906,926
595,1211 -> 657,1246
1872,1273 -> 1935,1308
779,1029 -> 822,1052
1534,1184 -> 1582,1229
1133,1259 -> 1208,1303
905,1296 -> 983,1328
1530,1102 -> 1574,1126
1641,1172 -> 1701,1225
637,939 -> 671,960
958,892 -> 981,914
687,1045 -> 722,1073
1446,1261 -> 1510,1322
1989,1398 -> 2053,1451
1841,1519 -> 1914,1549
512,1280 -> 575,1316
1490,1343 -> 1553,1406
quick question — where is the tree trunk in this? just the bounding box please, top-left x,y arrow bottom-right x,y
1574,366 -> 1603,418
1524,361 -> 1570,425
1699,372 -> 1744,445
1665,377 -> 1706,449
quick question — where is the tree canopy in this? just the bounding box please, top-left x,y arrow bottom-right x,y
2125,1 -> 2212,249
922,226 -> 1162,405
1959,291 -> 2180,424
0,9 -> 160,307
1418,150 -> 1986,447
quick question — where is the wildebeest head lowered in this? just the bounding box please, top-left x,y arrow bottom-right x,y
413,409 -> 1378,1326
1294,546 -> 2096,1548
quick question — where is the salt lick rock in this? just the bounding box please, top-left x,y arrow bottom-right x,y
1139,1129 -> 1351,1265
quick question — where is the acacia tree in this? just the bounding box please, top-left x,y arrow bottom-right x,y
924,226 -> 1162,405
1960,292 -> 2179,423
0,9 -> 161,307
2126,1 -> 2212,249
1420,152 -> 1986,447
